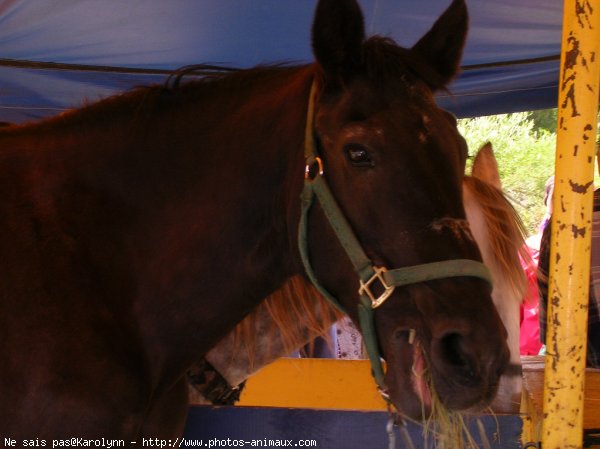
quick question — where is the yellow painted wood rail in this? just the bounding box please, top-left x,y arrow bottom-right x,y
237,358 -> 387,410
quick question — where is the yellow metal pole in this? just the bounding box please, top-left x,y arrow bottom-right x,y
542,0 -> 600,448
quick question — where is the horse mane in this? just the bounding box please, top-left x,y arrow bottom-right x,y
2,64 -> 306,134
232,275 -> 343,362
463,176 -> 529,302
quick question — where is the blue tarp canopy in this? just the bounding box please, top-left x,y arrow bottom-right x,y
0,0 -> 562,123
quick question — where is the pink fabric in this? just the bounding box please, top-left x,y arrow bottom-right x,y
520,243 -> 543,355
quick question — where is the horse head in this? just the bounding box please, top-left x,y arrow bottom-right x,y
299,0 -> 510,417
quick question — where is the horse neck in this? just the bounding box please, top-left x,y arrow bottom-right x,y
129,68 -> 319,363
12,66 -> 317,377
462,176 -> 526,367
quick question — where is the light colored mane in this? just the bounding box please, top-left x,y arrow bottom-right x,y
232,275 -> 343,366
463,175 -> 529,302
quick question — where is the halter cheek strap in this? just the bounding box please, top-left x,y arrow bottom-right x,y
298,80 -> 492,394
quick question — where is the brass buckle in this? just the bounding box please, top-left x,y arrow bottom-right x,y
359,266 -> 395,308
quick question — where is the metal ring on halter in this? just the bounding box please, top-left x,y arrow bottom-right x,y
304,156 -> 324,180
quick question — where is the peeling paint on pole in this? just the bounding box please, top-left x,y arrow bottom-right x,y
542,1 -> 600,448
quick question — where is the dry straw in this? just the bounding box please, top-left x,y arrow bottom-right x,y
401,343 -> 498,449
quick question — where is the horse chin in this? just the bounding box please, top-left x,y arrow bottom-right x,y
426,347 -> 503,414
387,337 -> 500,419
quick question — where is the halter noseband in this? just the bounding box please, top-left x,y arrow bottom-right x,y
298,80 -> 492,395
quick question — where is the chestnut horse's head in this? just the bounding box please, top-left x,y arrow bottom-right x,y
301,0 -> 509,417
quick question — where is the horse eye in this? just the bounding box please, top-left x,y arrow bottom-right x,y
344,144 -> 373,167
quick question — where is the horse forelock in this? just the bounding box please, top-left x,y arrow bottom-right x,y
463,176 -> 528,303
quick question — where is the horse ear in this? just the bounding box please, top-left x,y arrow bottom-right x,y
472,142 -> 502,189
311,0 -> 365,86
410,0 -> 468,90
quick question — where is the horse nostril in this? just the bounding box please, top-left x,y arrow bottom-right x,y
438,332 -> 478,384
440,333 -> 465,366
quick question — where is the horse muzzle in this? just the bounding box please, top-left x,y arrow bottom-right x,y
427,327 -> 510,411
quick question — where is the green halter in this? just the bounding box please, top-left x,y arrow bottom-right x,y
298,80 -> 492,394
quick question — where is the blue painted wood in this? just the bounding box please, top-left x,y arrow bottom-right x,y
182,406 -> 522,449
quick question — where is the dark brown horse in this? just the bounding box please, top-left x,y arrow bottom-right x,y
0,0 -> 509,439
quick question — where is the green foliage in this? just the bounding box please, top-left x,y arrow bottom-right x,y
458,112 -> 556,236
529,108 -> 557,134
